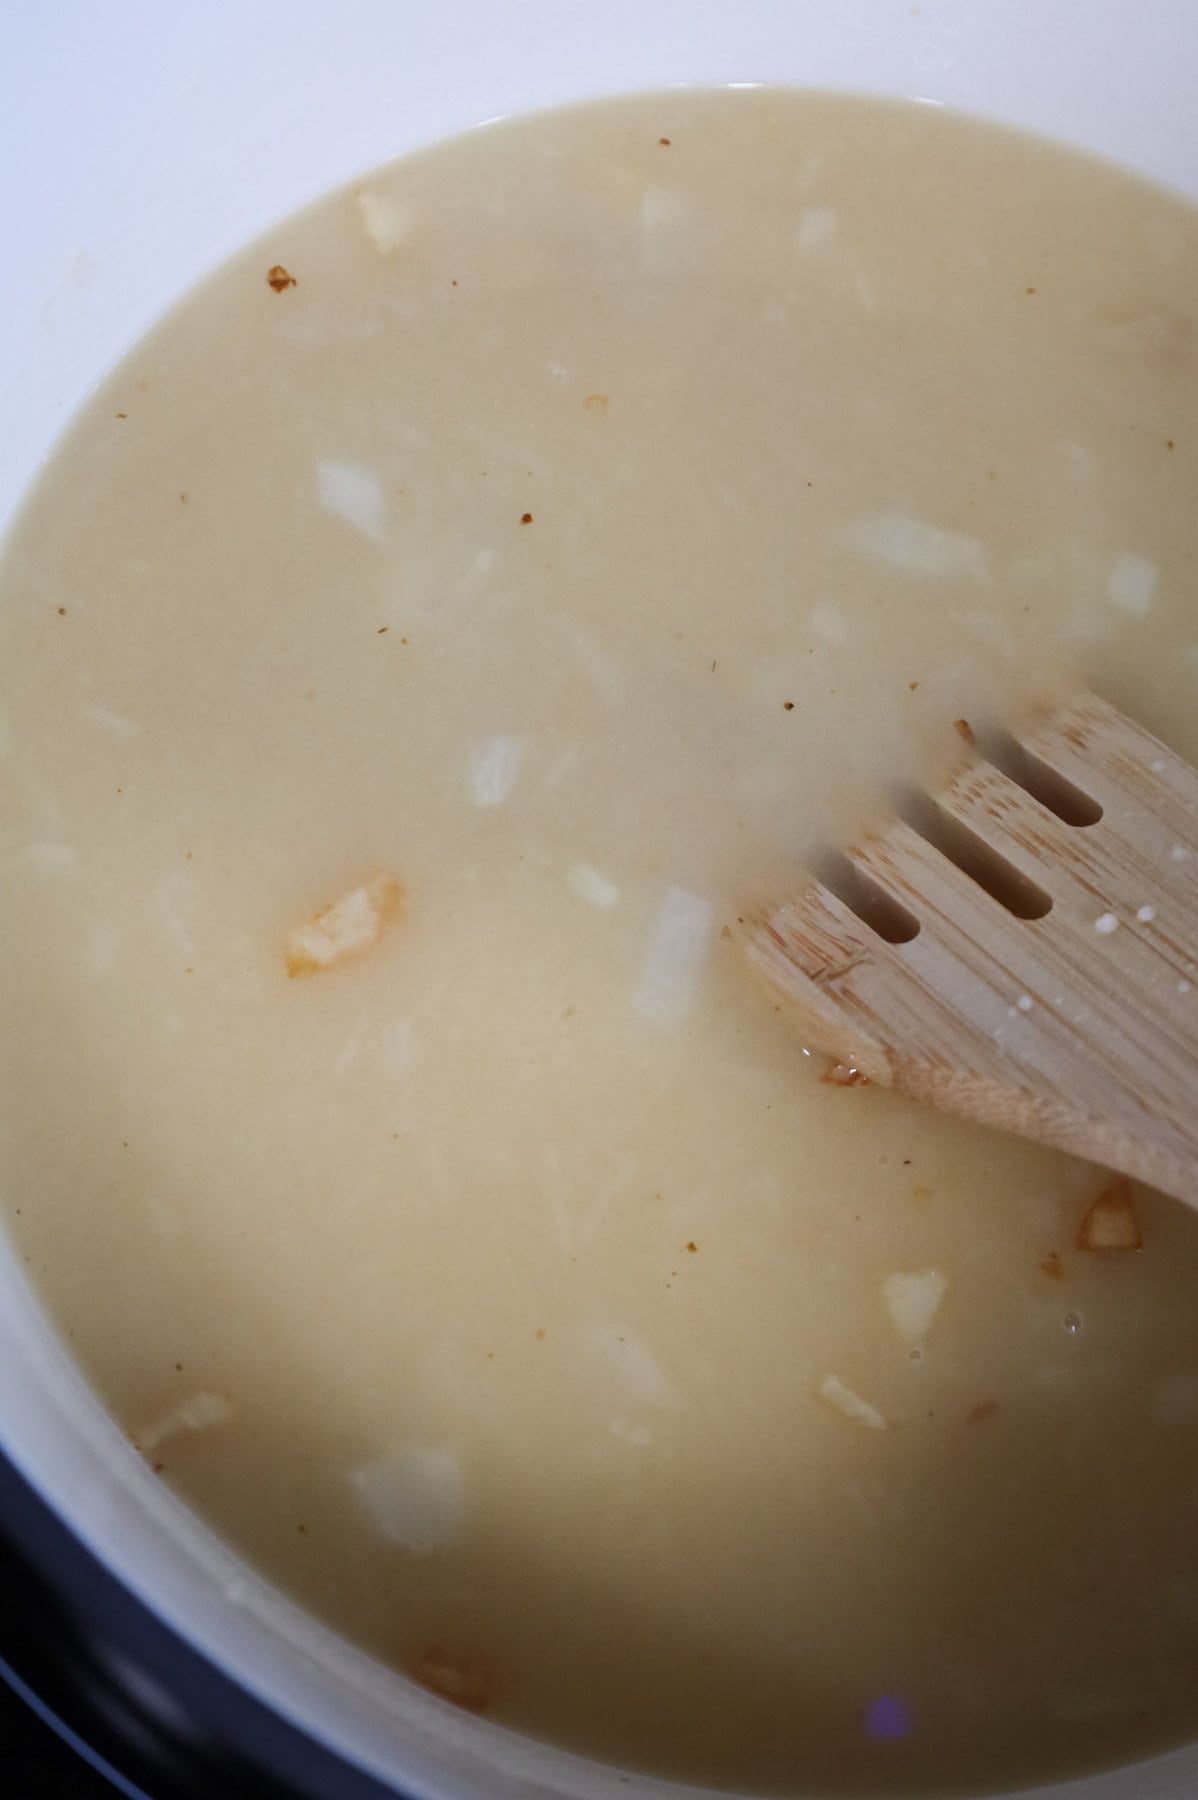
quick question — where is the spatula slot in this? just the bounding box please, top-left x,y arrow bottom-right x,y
976,728 -> 1104,827
817,850 -> 921,944
748,691 -> 1198,1205
903,792 -> 1054,920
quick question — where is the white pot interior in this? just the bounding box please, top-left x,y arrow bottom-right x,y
2,4 -> 1197,1797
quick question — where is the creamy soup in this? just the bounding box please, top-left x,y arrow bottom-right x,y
2,88 -> 1198,1796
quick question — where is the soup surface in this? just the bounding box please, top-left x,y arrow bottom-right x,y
3,89 -> 1198,1795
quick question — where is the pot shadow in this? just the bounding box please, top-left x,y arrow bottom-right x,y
8,979 -> 1198,1798
98,1169 -> 1198,1799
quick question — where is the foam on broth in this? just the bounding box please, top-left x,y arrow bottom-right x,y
2,89 -> 1198,1794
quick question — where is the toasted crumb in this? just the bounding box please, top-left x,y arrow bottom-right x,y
284,872 -> 403,978
267,265 -> 296,292
1040,1251 -> 1065,1280
822,1060 -> 870,1087
136,1391 -> 234,1456
954,717 -> 975,743
413,1650 -> 493,1712
1077,1177 -> 1143,1251
967,1399 -> 999,1425
585,394 -> 609,412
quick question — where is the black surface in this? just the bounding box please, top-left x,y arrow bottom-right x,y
0,1448 -> 409,1800
0,1668 -> 121,1799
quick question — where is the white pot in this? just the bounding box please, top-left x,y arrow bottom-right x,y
2,4 -> 1196,1796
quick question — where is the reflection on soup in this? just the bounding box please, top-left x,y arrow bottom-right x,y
2,88 -> 1198,1795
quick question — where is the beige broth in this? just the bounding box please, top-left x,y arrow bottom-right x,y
2,89 -> 1198,1795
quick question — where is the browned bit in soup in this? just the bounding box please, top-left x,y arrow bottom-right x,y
2,88 -> 1198,1795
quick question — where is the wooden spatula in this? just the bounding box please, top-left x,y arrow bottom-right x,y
745,692 -> 1198,1206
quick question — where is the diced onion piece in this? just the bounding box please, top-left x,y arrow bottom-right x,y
470,735 -> 524,806
317,461 -> 386,542
634,886 -> 713,1028
567,862 -> 620,908
882,1270 -> 947,1342
1076,1177 -> 1143,1251
356,190 -> 415,254
580,1321 -> 674,1407
136,1391 -> 234,1455
350,1446 -> 463,1554
818,1374 -> 889,1430
797,206 -> 838,249
284,872 -> 403,978
1107,551 -> 1159,617
845,510 -> 989,582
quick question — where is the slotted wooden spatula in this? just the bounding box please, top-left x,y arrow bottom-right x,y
746,692 -> 1198,1206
